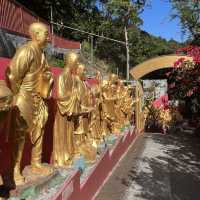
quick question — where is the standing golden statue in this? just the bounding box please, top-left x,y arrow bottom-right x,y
115,80 -> 127,126
53,51 -> 80,167
74,63 -> 96,162
101,74 -> 120,135
116,80 -> 134,126
124,85 -> 135,124
89,71 -> 103,143
6,22 -> 53,185
123,86 -> 133,124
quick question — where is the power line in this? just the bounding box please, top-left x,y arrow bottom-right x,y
51,21 -> 126,45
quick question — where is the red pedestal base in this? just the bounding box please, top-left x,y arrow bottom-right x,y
53,129 -> 138,200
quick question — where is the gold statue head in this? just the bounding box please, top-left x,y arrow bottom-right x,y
77,63 -> 86,80
102,80 -> 108,87
117,79 -> 124,87
29,22 -> 49,48
64,51 -> 80,73
108,73 -> 118,85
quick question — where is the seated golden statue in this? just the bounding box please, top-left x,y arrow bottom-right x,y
6,22 -> 53,185
53,51 -> 80,167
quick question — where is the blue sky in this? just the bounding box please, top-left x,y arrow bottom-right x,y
139,0 -> 187,42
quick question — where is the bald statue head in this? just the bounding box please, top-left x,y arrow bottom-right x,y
108,73 -> 118,85
64,51 -> 80,69
117,79 -> 124,87
29,22 -> 49,48
77,63 -> 86,79
102,80 -> 108,87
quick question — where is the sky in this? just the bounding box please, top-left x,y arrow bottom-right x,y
140,0 -> 187,42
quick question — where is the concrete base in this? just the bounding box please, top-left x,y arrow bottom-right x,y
10,170 -> 60,200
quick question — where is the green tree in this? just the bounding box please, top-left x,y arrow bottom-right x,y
170,0 -> 200,45
17,0 -> 181,75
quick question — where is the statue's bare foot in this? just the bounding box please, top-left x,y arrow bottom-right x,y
14,169 -> 25,186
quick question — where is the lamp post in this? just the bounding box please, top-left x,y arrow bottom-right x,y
125,26 -> 130,81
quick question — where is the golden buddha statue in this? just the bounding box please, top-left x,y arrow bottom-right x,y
53,51 -> 80,167
6,22 -> 54,185
74,63 -> 96,162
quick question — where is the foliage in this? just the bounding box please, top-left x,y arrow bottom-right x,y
170,0 -> 200,45
48,56 -> 64,68
18,0 -> 181,76
144,97 -> 162,131
167,45 -> 200,117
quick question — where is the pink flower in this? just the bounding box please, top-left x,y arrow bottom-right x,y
186,89 -> 193,97
173,61 -> 179,67
165,72 -> 171,77
182,79 -> 189,84
193,55 -> 200,64
176,76 -> 182,80
176,46 -> 200,59
179,57 -> 185,62
168,82 -> 175,88
192,86 -> 198,91
173,57 -> 185,67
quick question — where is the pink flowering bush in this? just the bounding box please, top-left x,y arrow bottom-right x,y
167,45 -> 200,117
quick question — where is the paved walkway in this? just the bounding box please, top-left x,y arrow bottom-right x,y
95,132 -> 200,200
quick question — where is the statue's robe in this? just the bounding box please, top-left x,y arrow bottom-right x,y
74,76 -> 96,162
75,76 -> 91,139
102,83 -> 119,134
89,86 -> 102,141
124,88 -> 135,123
115,87 -> 127,126
53,68 -> 80,166
115,86 -> 134,126
7,41 -> 53,173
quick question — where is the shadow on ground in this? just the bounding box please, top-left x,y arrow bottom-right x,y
121,133 -> 200,200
